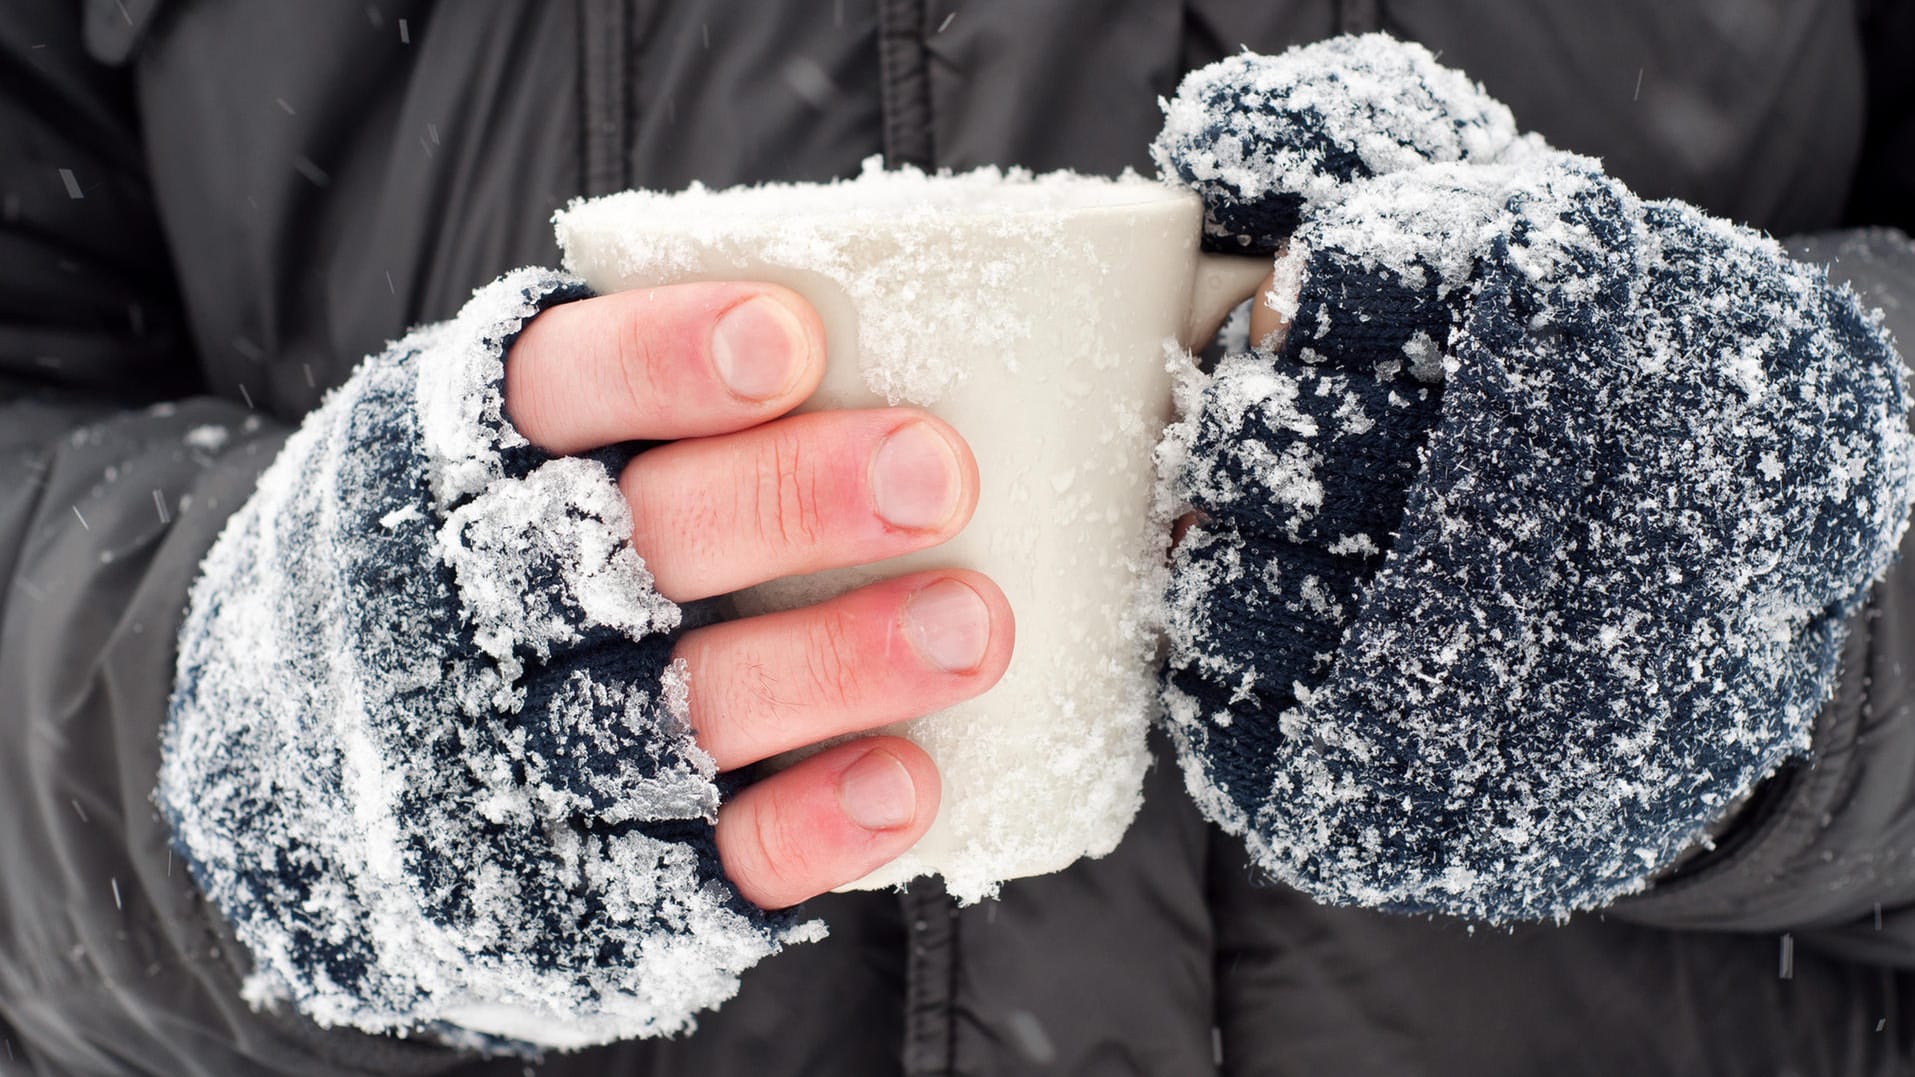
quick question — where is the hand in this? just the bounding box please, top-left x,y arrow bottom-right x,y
1155,33 -> 1915,917
503,282 -> 1013,909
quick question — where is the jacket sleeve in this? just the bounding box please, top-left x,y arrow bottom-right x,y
0,9 -> 462,1073
1613,229 -> 1915,965
4,10 -> 815,1068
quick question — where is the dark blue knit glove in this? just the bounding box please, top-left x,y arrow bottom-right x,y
1150,33 -> 1531,254
1152,37 -> 1915,921
160,269 -> 817,1051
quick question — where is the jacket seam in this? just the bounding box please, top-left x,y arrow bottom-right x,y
876,0 -> 934,168
900,881 -> 958,1076
577,0 -> 629,197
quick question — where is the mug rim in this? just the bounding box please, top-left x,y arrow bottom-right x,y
555,165 -> 1198,238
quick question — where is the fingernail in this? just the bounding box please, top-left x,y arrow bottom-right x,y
871,422 -> 961,531
903,577 -> 991,673
711,296 -> 806,401
838,747 -> 917,831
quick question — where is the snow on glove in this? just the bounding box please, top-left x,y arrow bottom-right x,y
1152,37 -> 1915,921
159,268 -> 818,1052
1149,33 -> 1534,254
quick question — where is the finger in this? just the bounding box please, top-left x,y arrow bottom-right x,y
675,570 -> 1013,771
1170,511 -> 1203,549
503,282 -> 826,454
716,736 -> 939,909
1249,266 -> 1285,349
624,408 -> 980,602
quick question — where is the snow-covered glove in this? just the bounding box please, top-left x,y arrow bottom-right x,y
1152,34 -> 1534,255
1150,36 -> 1915,921
159,268 -> 818,1052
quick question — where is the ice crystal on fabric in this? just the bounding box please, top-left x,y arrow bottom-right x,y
161,271 -> 812,1050
1152,36 -> 1915,921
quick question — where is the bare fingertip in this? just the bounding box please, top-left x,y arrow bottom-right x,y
871,421 -> 965,532
837,746 -> 918,831
712,296 -> 809,402
902,577 -> 991,674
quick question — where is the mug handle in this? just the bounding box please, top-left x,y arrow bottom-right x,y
1182,253 -> 1273,349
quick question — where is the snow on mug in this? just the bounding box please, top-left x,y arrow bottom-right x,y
555,159 -> 1266,901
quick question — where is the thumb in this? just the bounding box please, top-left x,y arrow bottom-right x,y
1248,267 -> 1284,348
1152,34 -> 1524,253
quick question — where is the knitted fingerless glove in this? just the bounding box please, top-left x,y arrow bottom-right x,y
1152,35 -> 1915,921
160,269 -> 817,1052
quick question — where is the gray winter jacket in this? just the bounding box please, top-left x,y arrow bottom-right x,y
5,2 -> 1915,1075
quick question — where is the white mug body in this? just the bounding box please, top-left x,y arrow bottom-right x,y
556,164 -> 1259,901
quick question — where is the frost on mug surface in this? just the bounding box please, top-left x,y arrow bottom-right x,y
555,159 -> 1260,902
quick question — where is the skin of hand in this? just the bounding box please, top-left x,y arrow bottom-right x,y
502,282 -> 1015,910
1248,268 -> 1281,346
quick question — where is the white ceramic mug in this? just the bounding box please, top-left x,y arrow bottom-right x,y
556,160 -> 1264,902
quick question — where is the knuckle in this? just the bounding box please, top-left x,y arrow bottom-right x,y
612,313 -> 672,426
744,798 -> 815,906
751,430 -> 827,552
718,657 -> 790,759
801,609 -> 865,712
